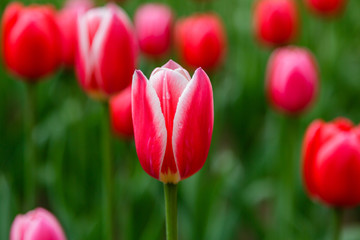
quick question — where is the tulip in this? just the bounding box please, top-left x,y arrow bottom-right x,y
266,46 -> 318,115
57,0 -> 93,67
303,118 -> 360,207
134,3 -> 173,58
175,14 -> 226,71
304,0 -> 346,16
10,208 -> 66,240
253,0 -> 298,47
1,2 -> 61,81
110,86 -> 133,138
75,3 -> 137,99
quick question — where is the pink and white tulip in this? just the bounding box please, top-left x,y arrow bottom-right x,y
75,4 -> 137,99
132,60 -> 214,183
134,3 -> 173,58
10,208 -> 66,240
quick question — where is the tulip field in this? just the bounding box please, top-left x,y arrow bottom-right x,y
2,0 -> 360,239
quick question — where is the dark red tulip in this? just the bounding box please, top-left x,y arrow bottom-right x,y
1,2 -> 61,81
110,86 -> 133,138
57,0 -> 93,67
175,13 -> 226,71
266,46 -> 318,115
303,118 -> 360,207
253,0 -> 298,47
304,0 -> 346,16
134,3 -> 173,58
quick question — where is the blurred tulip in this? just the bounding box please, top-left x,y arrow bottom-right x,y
303,118 -> 360,207
10,208 -> 66,240
1,2 -> 61,81
304,0 -> 346,16
134,3 -> 173,58
57,0 -> 93,67
110,86 -> 133,138
266,46 -> 318,115
253,0 -> 298,46
132,60 -> 214,183
175,13 -> 226,71
75,4 -> 137,99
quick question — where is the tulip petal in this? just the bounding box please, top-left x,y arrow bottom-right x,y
172,68 -> 214,180
151,60 -> 191,81
132,70 -> 167,180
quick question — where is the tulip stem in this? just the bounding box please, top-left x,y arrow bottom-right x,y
101,102 -> 114,240
24,82 -> 36,210
164,183 -> 178,240
333,208 -> 343,240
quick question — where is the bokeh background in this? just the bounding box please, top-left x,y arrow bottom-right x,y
1,0 -> 360,239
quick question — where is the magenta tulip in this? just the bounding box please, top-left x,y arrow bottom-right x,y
10,208 -> 66,240
75,3 -> 137,99
134,3 -> 173,58
132,60 -> 214,183
266,46 -> 319,115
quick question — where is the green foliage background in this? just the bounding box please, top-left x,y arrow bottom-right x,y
1,0 -> 360,239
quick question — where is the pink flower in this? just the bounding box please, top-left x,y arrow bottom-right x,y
1,2 -> 61,81
110,86 -> 133,138
134,3 -> 173,58
304,0 -> 346,16
10,208 -> 66,240
132,60 -> 214,183
75,4 -> 137,99
266,46 -> 319,115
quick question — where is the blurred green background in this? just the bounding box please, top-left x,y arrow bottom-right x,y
1,0 -> 360,239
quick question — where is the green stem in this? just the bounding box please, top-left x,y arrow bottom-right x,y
101,102 -> 113,240
164,183 -> 178,240
333,208 -> 343,240
24,83 -> 36,210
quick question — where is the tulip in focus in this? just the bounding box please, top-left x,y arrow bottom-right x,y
10,208 -> 66,240
57,0 -> 93,66
1,2 -> 61,81
175,14 -> 226,71
303,118 -> 360,207
132,60 -> 214,183
304,0 -> 346,16
266,46 -> 318,115
134,3 -> 173,58
76,4 -> 137,99
253,0 -> 298,46
110,86 -> 133,138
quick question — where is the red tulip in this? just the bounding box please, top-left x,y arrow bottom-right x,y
266,46 -> 318,115
253,0 -> 298,46
75,4 -> 137,99
132,60 -> 214,183
134,3 -> 173,58
110,86 -> 133,138
175,13 -> 226,71
10,208 -> 66,240
304,0 -> 346,16
1,2 -> 61,81
303,118 -> 360,207
57,0 -> 93,67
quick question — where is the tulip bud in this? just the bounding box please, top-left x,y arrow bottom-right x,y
132,60 -> 214,183
75,4 -> 137,99
10,208 -> 66,240
304,0 -> 346,16
266,46 -> 318,115
1,2 -> 61,81
175,13 -> 226,71
253,0 -> 298,46
110,86 -> 133,138
57,0 -> 93,67
303,118 -> 360,207
134,3 -> 173,59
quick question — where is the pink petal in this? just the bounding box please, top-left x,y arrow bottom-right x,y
132,70 -> 167,180
151,60 -> 191,81
172,68 -> 214,180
